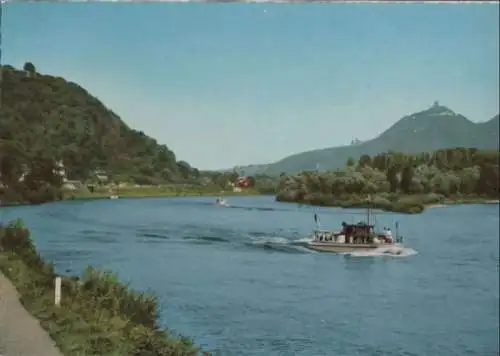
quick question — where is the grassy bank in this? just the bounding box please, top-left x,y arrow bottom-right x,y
0,219 -> 205,356
277,193 -> 499,214
64,185 -> 262,201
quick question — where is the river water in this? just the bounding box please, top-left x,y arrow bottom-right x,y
1,196 -> 498,356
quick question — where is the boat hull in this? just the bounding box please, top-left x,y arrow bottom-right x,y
301,242 -> 401,253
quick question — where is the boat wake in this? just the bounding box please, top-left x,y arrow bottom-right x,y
246,238 -> 418,257
245,237 -> 316,254
344,245 -> 418,258
135,223 -> 417,257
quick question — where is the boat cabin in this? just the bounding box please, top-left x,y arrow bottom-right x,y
342,222 -> 374,238
313,221 -> 388,245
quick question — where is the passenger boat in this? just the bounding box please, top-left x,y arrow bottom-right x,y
298,207 -> 405,253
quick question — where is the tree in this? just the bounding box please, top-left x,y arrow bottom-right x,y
477,163 -> 499,196
357,154 -> 372,168
0,140 -> 27,186
24,151 -> 63,188
23,62 -> 36,77
400,164 -> 414,194
0,121 -> 13,140
22,104 -> 42,122
346,157 -> 355,167
386,165 -> 399,193
371,154 -> 388,171
177,161 -> 192,179
229,170 -> 239,182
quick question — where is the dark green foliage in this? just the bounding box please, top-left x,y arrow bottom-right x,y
357,154 -> 372,168
478,164 -> 499,195
23,61 -> 36,75
253,174 -> 278,194
400,164 -> 414,194
0,140 -> 64,204
0,219 -> 38,258
0,220 -> 205,355
276,148 -> 499,214
0,64 -> 197,188
386,165 -> 399,193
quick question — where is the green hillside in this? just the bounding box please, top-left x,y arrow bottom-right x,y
0,63 -> 198,185
241,103 -> 499,175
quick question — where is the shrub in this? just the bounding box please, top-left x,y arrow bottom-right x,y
0,219 -> 204,356
371,195 -> 392,209
391,201 -> 424,214
419,193 -> 445,205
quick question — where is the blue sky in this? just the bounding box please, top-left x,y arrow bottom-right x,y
3,3 -> 499,170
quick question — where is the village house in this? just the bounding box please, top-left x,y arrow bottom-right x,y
235,176 -> 253,188
93,169 -> 109,184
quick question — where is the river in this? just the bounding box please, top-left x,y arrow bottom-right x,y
1,196 -> 498,356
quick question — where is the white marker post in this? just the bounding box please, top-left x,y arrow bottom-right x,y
54,276 -> 61,306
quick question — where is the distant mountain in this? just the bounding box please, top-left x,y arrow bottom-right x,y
250,103 -> 499,175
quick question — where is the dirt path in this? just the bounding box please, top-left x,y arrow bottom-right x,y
0,272 -> 62,356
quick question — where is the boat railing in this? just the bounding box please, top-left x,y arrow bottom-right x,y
312,230 -> 338,242
313,229 -> 340,233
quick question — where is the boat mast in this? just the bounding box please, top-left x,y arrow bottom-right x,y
366,195 -> 371,226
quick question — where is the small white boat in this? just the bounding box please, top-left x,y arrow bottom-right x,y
215,196 -> 228,206
109,195 -> 119,200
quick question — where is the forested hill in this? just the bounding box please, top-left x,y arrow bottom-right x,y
0,63 -> 198,183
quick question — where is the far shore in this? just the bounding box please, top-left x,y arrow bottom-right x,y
277,195 -> 500,214
427,200 -> 499,209
0,187 -> 265,208
65,186 -> 263,201
2,189 -> 497,211
426,204 -> 447,208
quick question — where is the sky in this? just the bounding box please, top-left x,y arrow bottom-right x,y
2,3 -> 499,170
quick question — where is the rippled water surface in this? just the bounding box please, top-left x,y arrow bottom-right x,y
1,196 -> 499,356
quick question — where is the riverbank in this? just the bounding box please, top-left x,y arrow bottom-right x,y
0,220 -> 204,356
427,197 -> 499,208
0,187 -> 263,207
63,186 -> 262,201
277,193 -> 499,214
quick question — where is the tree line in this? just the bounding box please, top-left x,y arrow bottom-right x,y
276,148 -> 499,213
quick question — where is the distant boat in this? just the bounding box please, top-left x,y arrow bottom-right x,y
215,196 -> 228,206
109,195 -> 119,200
